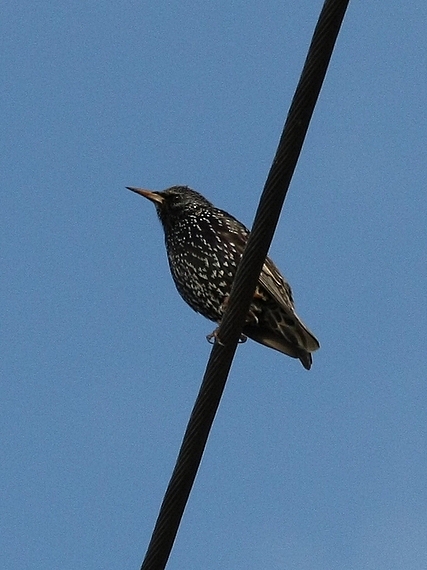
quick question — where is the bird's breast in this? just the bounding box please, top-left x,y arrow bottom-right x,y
164,221 -> 240,321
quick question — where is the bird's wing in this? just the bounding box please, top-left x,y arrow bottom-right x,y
259,257 -> 320,352
259,256 -> 295,311
219,211 -> 294,312
218,213 -> 295,311
218,214 -> 319,354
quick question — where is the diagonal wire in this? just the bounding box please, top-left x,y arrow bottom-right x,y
140,1 -> 350,568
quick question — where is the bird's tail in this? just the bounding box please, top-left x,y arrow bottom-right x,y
243,310 -> 319,370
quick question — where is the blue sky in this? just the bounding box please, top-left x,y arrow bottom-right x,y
2,1 -> 427,568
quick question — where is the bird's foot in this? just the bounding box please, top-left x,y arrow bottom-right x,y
206,327 -> 225,346
206,328 -> 247,345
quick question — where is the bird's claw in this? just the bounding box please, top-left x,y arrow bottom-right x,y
206,328 -> 225,346
206,328 -> 247,346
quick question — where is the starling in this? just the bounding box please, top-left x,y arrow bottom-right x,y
128,185 -> 319,370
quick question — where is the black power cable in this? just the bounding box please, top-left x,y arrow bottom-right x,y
140,1 -> 350,568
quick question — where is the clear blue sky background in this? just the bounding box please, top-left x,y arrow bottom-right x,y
2,2 -> 427,568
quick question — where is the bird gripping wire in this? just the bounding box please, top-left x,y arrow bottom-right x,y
140,1 -> 350,568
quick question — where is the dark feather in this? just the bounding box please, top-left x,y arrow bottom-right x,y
129,185 -> 320,370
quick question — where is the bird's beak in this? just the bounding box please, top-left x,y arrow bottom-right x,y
126,186 -> 165,206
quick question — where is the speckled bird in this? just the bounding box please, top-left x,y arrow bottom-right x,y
128,185 -> 319,369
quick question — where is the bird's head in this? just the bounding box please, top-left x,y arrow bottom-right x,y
127,185 -> 213,227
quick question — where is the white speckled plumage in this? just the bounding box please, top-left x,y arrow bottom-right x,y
128,185 -> 319,369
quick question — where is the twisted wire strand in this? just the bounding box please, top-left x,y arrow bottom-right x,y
140,1 -> 350,568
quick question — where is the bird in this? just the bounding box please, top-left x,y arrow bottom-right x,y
127,185 -> 319,369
